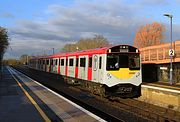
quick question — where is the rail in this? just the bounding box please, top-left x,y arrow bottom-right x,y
140,40 -> 180,64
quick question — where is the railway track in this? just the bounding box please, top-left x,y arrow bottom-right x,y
13,65 -> 180,122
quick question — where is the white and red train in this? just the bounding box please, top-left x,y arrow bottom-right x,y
28,45 -> 142,98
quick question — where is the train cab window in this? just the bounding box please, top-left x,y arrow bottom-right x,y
129,54 -> 140,70
80,58 -> 86,67
119,55 -> 128,68
76,58 -> 79,67
61,59 -> 64,66
69,59 -> 73,66
99,57 -> 102,69
89,57 -> 92,67
106,54 -> 119,70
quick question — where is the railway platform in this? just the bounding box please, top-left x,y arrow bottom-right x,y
0,66 -> 106,122
0,66 -> 46,122
139,82 -> 180,112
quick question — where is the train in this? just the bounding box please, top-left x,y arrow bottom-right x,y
28,45 -> 142,98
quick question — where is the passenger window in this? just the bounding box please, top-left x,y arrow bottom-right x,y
89,57 -> 92,67
66,59 -> 68,66
80,58 -> 86,67
99,57 -> 102,69
69,58 -> 73,66
93,55 -> 98,71
61,59 -> 64,66
76,58 -> 79,67
47,60 -> 49,65
55,59 -> 58,65
59,59 -> 61,65
51,60 -> 53,65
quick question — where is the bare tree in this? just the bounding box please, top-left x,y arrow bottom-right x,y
62,34 -> 110,52
134,22 -> 165,48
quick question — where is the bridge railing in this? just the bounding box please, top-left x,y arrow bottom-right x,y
139,40 -> 180,64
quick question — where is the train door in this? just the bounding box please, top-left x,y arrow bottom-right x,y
68,56 -> 76,78
54,58 -> 59,74
92,54 -> 99,82
98,55 -> 104,83
78,56 -> 88,80
60,57 -> 66,75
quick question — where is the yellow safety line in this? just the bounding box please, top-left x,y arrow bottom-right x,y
9,69 -> 51,122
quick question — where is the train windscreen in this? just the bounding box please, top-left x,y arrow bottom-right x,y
106,53 -> 140,70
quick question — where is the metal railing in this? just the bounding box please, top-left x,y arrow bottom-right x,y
140,40 -> 180,64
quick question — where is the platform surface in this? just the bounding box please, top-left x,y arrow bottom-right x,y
0,67 -> 44,122
0,66 -> 106,122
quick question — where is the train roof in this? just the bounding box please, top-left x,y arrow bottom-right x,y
30,44 -> 139,60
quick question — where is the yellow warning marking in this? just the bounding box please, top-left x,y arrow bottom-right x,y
9,68 -> 51,122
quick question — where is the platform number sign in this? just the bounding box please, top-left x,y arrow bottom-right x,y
169,49 -> 175,56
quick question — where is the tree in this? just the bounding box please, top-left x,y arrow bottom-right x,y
0,27 -> 9,68
62,34 -> 110,52
134,22 -> 165,48
20,54 -> 29,65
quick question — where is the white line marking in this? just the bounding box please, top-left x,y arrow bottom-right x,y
10,67 -> 107,122
142,85 -> 180,94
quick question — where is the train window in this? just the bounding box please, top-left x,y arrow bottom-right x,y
99,57 -> 102,69
66,59 -> 68,66
129,54 -> 140,70
55,59 -> 58,65
106,54 -> 119,70
119,55 -> 128,68
47,60 -> 49,65
69,59 -> 73,66
89,57 -> 92,67
93,55 -> 98,71
59,59 -> 61,65
61,59 -> 64,66
80,58 -> 86,67
76,58 -> 79,67
51,60 -> 53,65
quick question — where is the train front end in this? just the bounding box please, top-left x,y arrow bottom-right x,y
104,45 -> 142,98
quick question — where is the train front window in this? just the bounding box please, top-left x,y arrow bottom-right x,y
106,54 -> 140,70
106,54 -> 119,70
129,54 -> 140,70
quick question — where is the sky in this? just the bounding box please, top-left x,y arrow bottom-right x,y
1,0 -> 180,59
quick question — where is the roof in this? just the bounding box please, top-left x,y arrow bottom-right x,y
30,44 -> 138,59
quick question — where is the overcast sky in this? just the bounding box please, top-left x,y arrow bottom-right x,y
1,0 -> 180,59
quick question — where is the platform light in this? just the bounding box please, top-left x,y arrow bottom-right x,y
163,13 -> 173,85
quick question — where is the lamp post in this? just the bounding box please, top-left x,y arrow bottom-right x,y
163,13 -> 173,85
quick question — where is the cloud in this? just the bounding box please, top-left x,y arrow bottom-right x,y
6,0 -> 180,59
1,12 -> 14,18
139,0 -> 169,5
